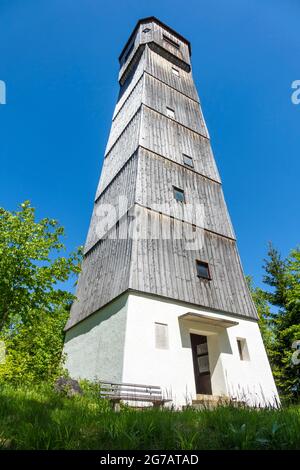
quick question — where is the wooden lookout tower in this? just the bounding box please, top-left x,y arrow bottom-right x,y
64,17 -> 278,407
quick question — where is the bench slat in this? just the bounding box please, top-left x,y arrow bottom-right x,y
99,381 -> 161,390
100,392 -> 163,400
102,395 -> 171,403
100,384 -> 161,391
99,381 -> 171,407
100,388 -> 162,394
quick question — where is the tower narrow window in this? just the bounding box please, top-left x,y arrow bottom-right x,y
173,186 -> 185,203
172,67 -> 180,77
196,260 -> 211,280
183,154 -> 194,168
166,107 -> 175,119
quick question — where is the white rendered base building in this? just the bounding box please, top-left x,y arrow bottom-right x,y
64,17 -> 279,408
65,291 -> 278,407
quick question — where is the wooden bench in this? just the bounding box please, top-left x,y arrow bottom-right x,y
99,381 -> 172,411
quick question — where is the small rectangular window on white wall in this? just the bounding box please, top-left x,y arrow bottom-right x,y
155,322 -> 169,349
172,67 -> 180,77
237,338 -> 250,361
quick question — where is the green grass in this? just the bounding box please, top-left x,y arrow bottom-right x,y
0,383 -> 299,450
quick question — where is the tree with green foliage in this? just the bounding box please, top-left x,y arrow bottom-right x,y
261,245 -> 300,402
246,276 -> 274,358
0,307 -> 70,383
0,201 -> 82,383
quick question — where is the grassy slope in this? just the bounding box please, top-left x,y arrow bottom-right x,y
0,384 -> 299,450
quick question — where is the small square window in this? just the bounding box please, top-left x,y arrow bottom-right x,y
237,338 -> 250,361
196,260 -> 211,280
155,323 -> 169,349
173,186 -> 185,203
183,154 -> 194,168
166,107 -> 175,119
143,28 -> 151,33
172,67 -> 180,77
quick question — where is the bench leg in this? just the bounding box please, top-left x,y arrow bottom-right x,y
152,402 -> 163,410
112,400 -> 121,412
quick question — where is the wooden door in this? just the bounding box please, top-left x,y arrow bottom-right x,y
190,334 -> 212,395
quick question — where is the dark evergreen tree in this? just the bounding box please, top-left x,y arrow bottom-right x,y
262,245 -> 300,402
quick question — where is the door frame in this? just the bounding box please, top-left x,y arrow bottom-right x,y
190,333 -> 212,395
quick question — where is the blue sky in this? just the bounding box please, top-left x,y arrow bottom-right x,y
0,0 -> 299,292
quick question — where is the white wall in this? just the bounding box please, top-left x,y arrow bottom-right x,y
63,294 -> 129,382
122,292 -> 279,407
64,290 -> 279,408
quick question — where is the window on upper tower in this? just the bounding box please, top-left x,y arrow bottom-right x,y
172,67 -> 180,77
143,27 -> 151,33
163,34 -> 180,50
173,186 -> 185,203
166,107 -> 175,119
183,154 -> 194,168
196,260 -> 211,280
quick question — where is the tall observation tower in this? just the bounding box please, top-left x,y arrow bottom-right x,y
64,17 -> 278,407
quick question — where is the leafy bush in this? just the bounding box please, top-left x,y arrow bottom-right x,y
0,201 -> 82,385
0,307 -> 69,384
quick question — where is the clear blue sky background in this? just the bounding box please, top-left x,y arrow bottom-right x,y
0,0 -> 299,292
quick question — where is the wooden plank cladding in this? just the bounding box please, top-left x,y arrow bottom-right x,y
113,50 -> 146,118
140,107 -> 219,182
145,47 -> 199,102
143,73 -> 208,137
66,236 -> 132,329
66,18 -> 258,331
105,75 -> 144,155
87,146 -> 232,255
85,153 -> 139,253
129,206 -> 257,320
107,69 -> 207,157
67,203 -> 256,331
84,152 -> 138,253
109,45 -> 204,156
119,18 -> 191,84
136,148 -> 235,239
96,110 -> 141,197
